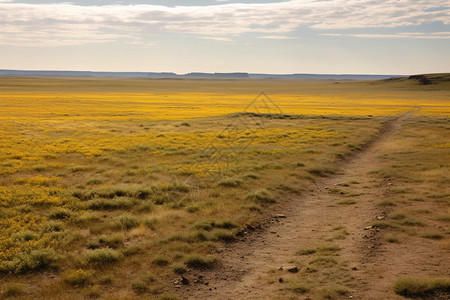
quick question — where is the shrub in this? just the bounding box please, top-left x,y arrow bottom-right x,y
393,277 -> 450,296
12,230 -> 38,242
115,214 -> 141,230
0,249 -> 58,274
49,207 -> 72,220
84,249 -> 122,266
64,269 -> 94,286
40,221 -> 64,233
98,234 -> 124,248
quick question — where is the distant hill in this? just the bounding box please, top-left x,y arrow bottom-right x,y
408,73 -> 450,85
248,73 -> 404,80
0,69 -> 404,80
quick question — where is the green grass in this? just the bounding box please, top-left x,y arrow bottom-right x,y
393,277 -> 450,296
84,249 -> 123,266
421,232 -> 444,240
63,269 -> 94,286
184,254 -> 217,269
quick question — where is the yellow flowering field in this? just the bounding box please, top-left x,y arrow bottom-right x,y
0,76 -> 448,299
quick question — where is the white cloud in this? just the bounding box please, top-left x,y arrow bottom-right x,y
0,0 -> 448,46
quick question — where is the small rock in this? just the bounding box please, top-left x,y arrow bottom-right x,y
351,267 -> 358,271
376,216 -> 385,220
279,265 -> 299,273
180,277 -> 190,285
364,226 -> 373,230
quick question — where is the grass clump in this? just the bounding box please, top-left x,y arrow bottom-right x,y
191,221 -> 213,231
115,214 -> 141,230
318,285 -> 349,299
337,199 -> 356,205
185,254 -> 217,269
296,248 -> 316,256
87,197 -> 134,210
212,229 -> 235,242
371,220 -> 402,230
306,166 -> 336,177
393,277 -> 450,296
48,207 -> 72,220
385,234 -> 400,243
152,256 -> 169,266
2,283 -> 25,298
308,256 -> 337,267
376,200 -> 396,206
131,280 -> 148,294
84,249 -> 122,266
170,263 -> 187,274
213,220 -> 237,229
246,189 -> 275,204
421,232 -> 444,240
97,234 -> 124,249
289,283 -> 310,294
64,269 -> 94,286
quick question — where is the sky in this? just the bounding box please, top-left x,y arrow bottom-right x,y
0,0 -> 449,74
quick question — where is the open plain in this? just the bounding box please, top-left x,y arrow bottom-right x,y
0,75 -> 449,299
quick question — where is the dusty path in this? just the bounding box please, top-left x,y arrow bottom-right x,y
180,112 -> 447,299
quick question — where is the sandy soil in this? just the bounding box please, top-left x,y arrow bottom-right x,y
176,113 -> 449,300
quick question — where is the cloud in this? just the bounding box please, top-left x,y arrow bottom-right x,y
320,31 -> 450,39
257,35 -> 294,39
0,0 -> 448,46
199,36 -> 233,42
349,32 -> 450,39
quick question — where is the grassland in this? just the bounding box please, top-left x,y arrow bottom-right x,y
0,75 -> 449,299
